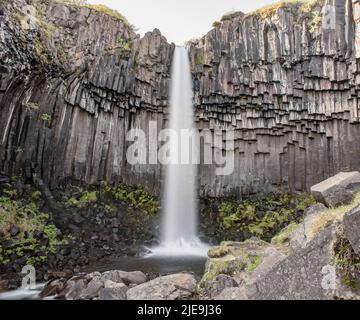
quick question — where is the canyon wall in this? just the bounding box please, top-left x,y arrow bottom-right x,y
190,0 -> 360,196
1,0 -> 360,197
0,0 -> 173,193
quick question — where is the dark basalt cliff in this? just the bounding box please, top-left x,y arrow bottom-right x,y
0,0 -> 173,194
189,0 -> 360,196
1,0 -> 360,197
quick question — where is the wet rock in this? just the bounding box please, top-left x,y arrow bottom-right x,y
40,279 -> 66,298
127,273 -> 196,300
311,172 -> 360,207
0,280 -> 10,293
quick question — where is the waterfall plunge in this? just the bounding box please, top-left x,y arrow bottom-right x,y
150,47 -> 208,257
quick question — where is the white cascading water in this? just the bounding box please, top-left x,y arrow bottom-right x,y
150,46 -> 208,257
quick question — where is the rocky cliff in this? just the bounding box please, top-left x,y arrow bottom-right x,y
189,0 -> 360,197
1,0 -> 360,197
0,0 -> 173,194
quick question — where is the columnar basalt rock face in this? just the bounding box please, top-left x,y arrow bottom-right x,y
0,0 -> 173,194
1,0 -> 360,198
189,0 -> 360,197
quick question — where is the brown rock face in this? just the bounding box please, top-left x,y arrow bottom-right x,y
1,0 -> 360,197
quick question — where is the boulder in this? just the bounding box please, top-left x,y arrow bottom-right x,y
79,279 -> 104,300
64,279 -> 87,300
40,279 -> 66,298
204,274 -> 238,299
100,270 -> 146,285
213,223 -> 359,300
305,203 -> 327,215
344,205 -> 360,254
310,172 -> 360,207
127,273 -> 197,300
99,282 -> 128,300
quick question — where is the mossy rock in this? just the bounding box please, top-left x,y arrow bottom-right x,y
199,258 -> 247,288
271,222 -> 299,245
200,239 -> 269,289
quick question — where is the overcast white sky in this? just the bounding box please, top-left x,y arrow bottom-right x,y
87,0 -> 278,45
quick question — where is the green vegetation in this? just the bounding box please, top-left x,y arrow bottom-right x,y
212,21 -> 221,28
0,196 -> 68,267
39,113 -> 52,125
199,239 -> 268,289
34,38 -> 50,64
216,193 -> 316,242
246,255 -> 262,275
250,0 -> 301,20
308,11 -> 322,33
50,1 -> 131,28
118,37 -> 133,52
198,258 -> 246,288
215,0 -> 325,35
24,102 -> 39,112
334,231 -> 360,292
86,4 -> 130,27
64,183 -> 160,216
208,246 -> 231,258
103,183 -> 160,215
309,191 -> 360,240
194,56 -> 205,66
66,191 -> 98,208
221,11 -> 245,22
271,222 -> 299,245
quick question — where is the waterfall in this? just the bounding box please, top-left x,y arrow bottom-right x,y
150,46 -> 208,257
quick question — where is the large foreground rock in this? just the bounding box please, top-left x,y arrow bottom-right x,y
201,191 -> 360,300
344,205 -> 360,254
311,172 -> 360,207
127,273 -> 197,300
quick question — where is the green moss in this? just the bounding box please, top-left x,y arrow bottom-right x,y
295,193 -> 316,211
24,102 -> 39,112
271,222 -> 299,245
208,246 -> 231,258
118,37 -> 133,52
66,191 -> 98,208
221,11 -> 245,22
0,197 -> 68,267
31,191 -> 42,200
199,259 -> 246,288
212,21 -> 221,28
104,183 -> 160,215
86,4 -> 130,27
39,113 -> 52,125
34,38 -> 50,65
215,193 -> 314,242
194,56 -> 205,66
241,0 -> 324,22
246,255 -> 262,275
334,232 -> 360,292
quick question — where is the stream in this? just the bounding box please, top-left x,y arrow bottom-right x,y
0,255 -> 207,300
